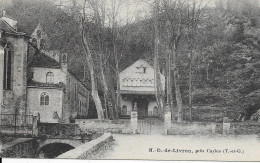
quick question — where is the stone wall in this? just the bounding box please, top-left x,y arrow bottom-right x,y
168,122 -> 218,135
0,36 -> 28,116
38,122 -> 80,138
168,121 -> 260,135
57,133 -> 113,159
27,88 -> 63,123
64,71 -> 90,122
0,138 -> 38,158
76,119 -> 132,134
30,67 -> 66,84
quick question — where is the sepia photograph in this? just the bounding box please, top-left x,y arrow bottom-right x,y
0,0 -> 260,161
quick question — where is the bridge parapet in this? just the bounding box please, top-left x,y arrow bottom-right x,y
38,122 -> 80,138
57,133 -> 113,159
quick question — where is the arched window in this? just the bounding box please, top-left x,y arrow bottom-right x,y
3,44 -> 12,90
37,30 -> 42,38
46,72 -> 54,83
153,106 -> 158,116
62,53 -> 67,63
40,92 -> 49,105
40,39 -> 46,49
32,38 -> 37,46
122,105 -> 127,115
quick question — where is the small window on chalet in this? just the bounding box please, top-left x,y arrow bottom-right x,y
122,105 -> 127,115
40,92 -> 49,105
153,106 -> 158,116
143,67 -> 147,73
46,72 -> 54,84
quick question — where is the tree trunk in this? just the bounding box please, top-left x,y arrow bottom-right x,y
115,45 -> 120,119
172,41 -> 183,122
189,50 -> 193,121
167,47 -> 172,108
99,52 -> 112,119
154,0 -> 165,117
81,24 -> 104,120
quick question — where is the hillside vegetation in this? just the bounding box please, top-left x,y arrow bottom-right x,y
3,0 -> 260,120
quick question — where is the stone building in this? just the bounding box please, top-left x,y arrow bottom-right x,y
26,25 -> 90,123
0,12 -> 29,119
119,59 -> 165,118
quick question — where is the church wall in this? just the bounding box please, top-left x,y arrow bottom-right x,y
27,87 -> 63,123
30,67 -> 66,85
1,36 -> 28,115
63,72 -> 90,122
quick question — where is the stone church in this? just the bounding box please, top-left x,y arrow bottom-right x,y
0,11 -> 29,118
0,12 -> 90,124
27,24 -> 90,123
119,59 -> 165,118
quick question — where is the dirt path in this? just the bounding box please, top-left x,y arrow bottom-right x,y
102,134 -> 260,161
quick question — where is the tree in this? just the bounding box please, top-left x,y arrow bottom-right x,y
153,0 -> 166,117
81,0 -> 105,120
185,0 -> 207,121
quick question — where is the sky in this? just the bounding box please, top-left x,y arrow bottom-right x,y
1,0 -> 260,25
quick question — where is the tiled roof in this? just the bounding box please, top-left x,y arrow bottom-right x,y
28,50 -> 61,68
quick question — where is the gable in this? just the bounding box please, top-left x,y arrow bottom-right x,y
119,59 -> 165,94
120,59 -> 154,77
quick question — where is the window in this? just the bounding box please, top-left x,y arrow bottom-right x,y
153,106 -> 158,116
75,84 -> 77,100
40,39 -> 46,49
62,53 -> 67,63
37,30 -> 42,38
122,105 -> 127,115
143,67 -> 147,73
32,38 -> 37,46
79,101 -> 82,114
68,78 -> 70,99
40,92 -> 49,105
46,72 -> 54,83
3,44 -> 12,90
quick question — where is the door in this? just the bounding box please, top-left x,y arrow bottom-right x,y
133,96 -> 148,118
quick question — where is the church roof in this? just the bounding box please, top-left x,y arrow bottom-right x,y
0,18 -> 27,36
28,50 -> 61,68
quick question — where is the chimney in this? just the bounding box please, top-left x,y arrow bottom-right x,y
61,53 -> 68,73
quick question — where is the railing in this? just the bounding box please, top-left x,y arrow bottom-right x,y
0,113 -> 34,135
138,119 -> 152,134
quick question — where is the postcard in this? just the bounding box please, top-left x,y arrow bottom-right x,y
1,0 -> 260,161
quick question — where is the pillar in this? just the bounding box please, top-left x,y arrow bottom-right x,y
223,117 -> 230,135
131,102 -> 138,134
164,103 -> 171,135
